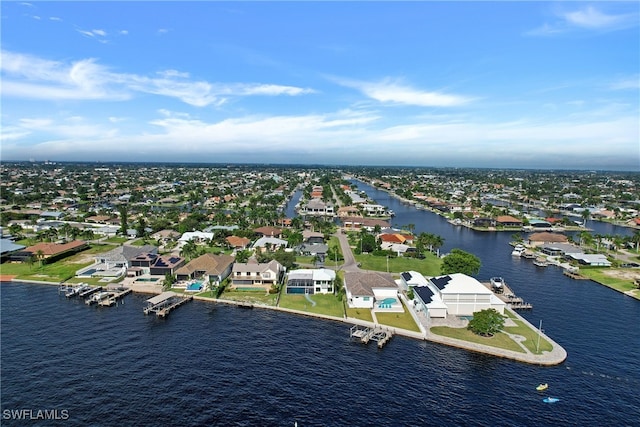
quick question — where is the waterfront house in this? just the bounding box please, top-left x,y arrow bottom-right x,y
495,215 -> 523,228
285,268 -> 336,294
401,271 -> 448,318
473,217 -> 495,228
298,199 -> 335,217
341,217 -> 390,231
404,271 -> 505,318
527,232 -> 568,246
175,253 -> 235,284
11,240 -> 88,264
230,258 -> 284,291
0,239 -> 27,262
343,271 -> 401,311
129,253 -> 185,276
92,244 -> 158,272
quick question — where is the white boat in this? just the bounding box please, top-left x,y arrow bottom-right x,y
512,245 -> 526,256
533,257 -> 549,267
490,277 -> 505,293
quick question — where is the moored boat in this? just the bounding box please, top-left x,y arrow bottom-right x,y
490,277 -> 505,293
543,397 -> 559,403
536,383 -> 548,391
511,245 -> 525,256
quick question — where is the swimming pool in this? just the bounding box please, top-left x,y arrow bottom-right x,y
377,297 -> 397,309
186,281 -> 204,292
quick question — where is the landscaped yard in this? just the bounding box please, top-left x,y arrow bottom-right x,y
354,252 -> 442,276
278,293 -> 345,317
0,244 -> 114,282
218,290 -> 279,306
345,307 -> 374,322
375,307 -> 421,332
579,268 -> 640,299
430,326 -> 526,353
503,318 -> 552,354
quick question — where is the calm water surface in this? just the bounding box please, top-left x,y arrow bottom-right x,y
2,181 -> 639,426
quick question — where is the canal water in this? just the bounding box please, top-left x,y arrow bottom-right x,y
1,181 -> 639,426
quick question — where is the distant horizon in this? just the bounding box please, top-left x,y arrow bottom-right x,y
2,158 -> 639,173
1,2 -> 638,170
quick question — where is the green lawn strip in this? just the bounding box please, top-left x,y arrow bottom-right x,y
503,319 -> 552,354
0,244 -> 114,282
376,309 -> 421,332
345,308 -> 374,322
430,326 -> 526,353
295,256 -> 315,266
104,236 -> 129,244
578,268 -> 638,295
219,290 -> 278,306
278,293 -> 345,317
354,253 -> 442,276
1,259 -> 94,282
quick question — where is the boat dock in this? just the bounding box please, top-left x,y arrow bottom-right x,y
143,291 -> 193,318
482,280 -> 532,310
350,325 -> 393,348
98,288 -> 132,307
79,286 -> 103,298
64,283 -> 91,298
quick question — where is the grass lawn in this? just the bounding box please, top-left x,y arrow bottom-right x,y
218,290 -> 279,306
345,308 -> 374,322
430,326 -> 526,353
104,236 -> 129,244
376,308 -> 421,332
578,268 -> 640,299
504,319 -> 552,354
0,244 -> 112,282
354,253 -> 442,276
278,293 -> 345,317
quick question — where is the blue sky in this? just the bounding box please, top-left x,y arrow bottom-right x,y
1,1 -> 639,170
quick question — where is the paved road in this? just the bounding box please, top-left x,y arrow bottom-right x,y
334,230 -> 360,272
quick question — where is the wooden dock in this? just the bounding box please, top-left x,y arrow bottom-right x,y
350,325 -> 393,348
482,280 -> 532,310
98,288 -> 132,307
79,286 -> 103,298
143,291 -> 193,318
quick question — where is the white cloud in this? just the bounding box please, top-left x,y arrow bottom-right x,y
565,6 -> 625,29
1,50 -> 315,106
527,5 -> 638,36
77,28 -> 108,39
609,75 -> 640,91
335,77 -> 472,107
4,108 -> 636,170
49,17 -> 62,21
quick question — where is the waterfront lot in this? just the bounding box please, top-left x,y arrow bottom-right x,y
278,293 -> 345,317
0,244 -> 114,283
375,308 -> 421,332
354,252 -> 442,276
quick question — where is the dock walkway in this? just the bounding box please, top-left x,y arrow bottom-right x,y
350,325 -> 393,348
143,291 -> 193,317
482,280 -> 532,310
